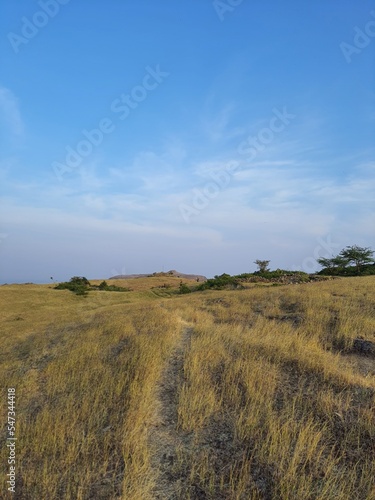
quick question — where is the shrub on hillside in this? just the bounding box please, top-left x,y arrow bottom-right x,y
179,282 -> 192,294
252,269 -> 309,279
94,281 -> 130,292
54,276 -> 90,296
55,277 -> 130,295
197,270 -> 312,291
197,274 -> 242,290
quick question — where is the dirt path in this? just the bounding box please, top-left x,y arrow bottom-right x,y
149,324 -> 194,499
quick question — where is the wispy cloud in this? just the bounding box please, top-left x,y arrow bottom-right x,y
200,104 -> 239,143
0,87 -> 24,137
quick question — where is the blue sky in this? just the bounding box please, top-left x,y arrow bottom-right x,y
0,0 -> 374,283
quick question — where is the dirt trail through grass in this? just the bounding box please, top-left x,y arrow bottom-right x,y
149,323 -> 194,499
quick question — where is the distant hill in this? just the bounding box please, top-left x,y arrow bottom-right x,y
109,269 -> 207,282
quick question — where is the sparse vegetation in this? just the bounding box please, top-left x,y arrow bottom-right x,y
0,275 -> 374,499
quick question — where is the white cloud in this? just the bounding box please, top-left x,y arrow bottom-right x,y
108,146 -> 187,193
2,200 -> 222,243
2,118 -> 374,282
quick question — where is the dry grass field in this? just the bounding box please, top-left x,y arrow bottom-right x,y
1,276 -> 374,499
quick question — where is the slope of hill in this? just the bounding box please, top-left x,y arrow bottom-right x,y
0,276 -> 374,499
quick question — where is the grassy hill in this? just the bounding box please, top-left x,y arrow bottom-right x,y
0,276 -> 374,499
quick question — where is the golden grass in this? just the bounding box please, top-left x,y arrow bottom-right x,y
0,276 -> 374,499
0,286 -> 181,499
164,277 -> 375,499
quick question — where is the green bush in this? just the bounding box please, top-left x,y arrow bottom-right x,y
252,269 -> 309,279
179,282 -> 192,294
55,277 -> 130,295
98,280 -> 108,290
91,281 -> 130,292
318,264 -> 375,277
196,269 -> 312,291
197,274 -> 240,290
54,276 -> 90,296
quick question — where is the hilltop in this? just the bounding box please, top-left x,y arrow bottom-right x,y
109,269 -> 207,282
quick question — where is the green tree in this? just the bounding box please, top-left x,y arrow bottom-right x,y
316,257 -> 334,270
316,255 -> 348,273
254,259 -> 270,273
339,245 -> 374,274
